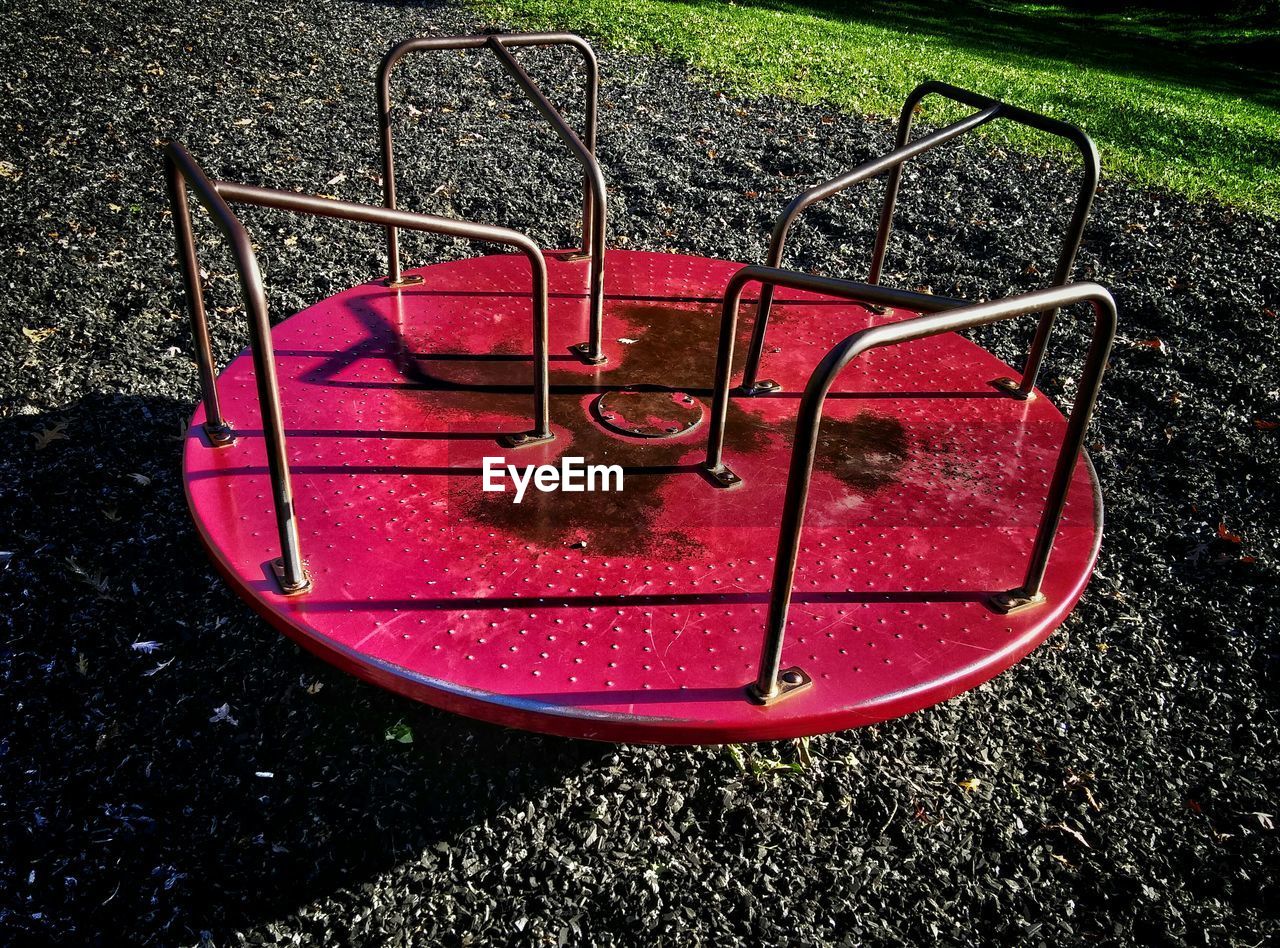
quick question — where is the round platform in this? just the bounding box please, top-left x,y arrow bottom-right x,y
184,250 -> 1101,743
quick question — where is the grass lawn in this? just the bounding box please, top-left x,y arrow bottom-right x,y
471,0 -> 1280,216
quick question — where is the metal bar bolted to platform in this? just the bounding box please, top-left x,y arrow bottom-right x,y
164,141 -> 555,595
744,82 -> 1100,402
376,33 -> 608,362
704,268 -> 1116,703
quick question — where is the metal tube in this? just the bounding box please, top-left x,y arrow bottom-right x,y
578,41 -> 600,258
164,149 -> 232,446
865,80 -> 1101,398
211,179 -> 553,443
485,36 -> 608,364
746,82 -> 1100,398
376,33 -> 601,283
702,275 -> 751,482
1015,133 -> 1100,396
1019,295 -> 1115,595
165,142 -> 309,593
705,266 -> 967,479
704,268 -> 1116,702
741,106 -> 1000,392
375,52 -> 405,285
867,89 -> 927,285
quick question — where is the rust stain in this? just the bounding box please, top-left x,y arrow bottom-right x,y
392,300 -> 919,554
451,301 -> 770,555
814,413 -> 909,494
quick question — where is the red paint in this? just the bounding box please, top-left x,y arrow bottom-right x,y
184,250 -> 1102,743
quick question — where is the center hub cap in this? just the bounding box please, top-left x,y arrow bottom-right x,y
592,389 -> 706,439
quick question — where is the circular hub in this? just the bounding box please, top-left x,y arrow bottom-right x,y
592,389 -> 706,439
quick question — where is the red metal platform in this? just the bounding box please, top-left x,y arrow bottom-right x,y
184,250 -> 1102,743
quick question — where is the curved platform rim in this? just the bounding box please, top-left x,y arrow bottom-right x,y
186,453 -> 1102,745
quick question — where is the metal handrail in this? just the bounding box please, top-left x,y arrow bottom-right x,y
376,32 -> 609,363
874,82 -> 1100,398
165,141 -> 555,593
165,142 -> 309,594
743,83 -> 1099,400
701,265 -> 1116,704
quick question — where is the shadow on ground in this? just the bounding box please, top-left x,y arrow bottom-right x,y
0,394 -> 611,941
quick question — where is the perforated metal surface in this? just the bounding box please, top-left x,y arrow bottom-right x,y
184,250 -> 1102,743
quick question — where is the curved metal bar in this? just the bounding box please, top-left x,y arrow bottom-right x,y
744,84 -> 1100,399
164,142 -> 309,594
704,267 -> 969,483
701,265 -> 1116,703
211,179 -> 553,447
485,36 -> 608,364
870,81 -> 1101,398
741,105 -> 1000,393
164,141 -> 557,592
375,32 -> 601,289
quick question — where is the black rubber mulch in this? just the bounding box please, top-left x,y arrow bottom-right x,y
1,0 -> 1277,944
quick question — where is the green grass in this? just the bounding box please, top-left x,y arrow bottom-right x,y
471,0 -> 1280,216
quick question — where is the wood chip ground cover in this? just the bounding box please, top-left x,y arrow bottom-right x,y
0,0 -> 1276,943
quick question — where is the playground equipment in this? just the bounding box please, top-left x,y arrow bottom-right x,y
169,34 -> 1114,743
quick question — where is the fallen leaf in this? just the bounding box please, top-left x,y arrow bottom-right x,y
1050,822 -> 1091,848
131,640 -> 162,653
1084,787 -> 1102,812
143,658 -> 174,677
325,172 -> 347,186
385,720 -> 414,744
209,703 -> 238,726
23,327 -> 56,344
1254,419 -> 1278,431
129,473 -> 152,486
1217,523 -> 1243,544
956,777 -> 981,792
33,423 -> 68,450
